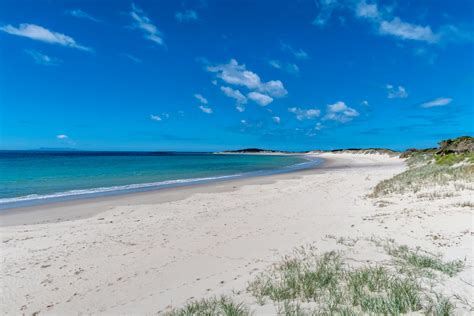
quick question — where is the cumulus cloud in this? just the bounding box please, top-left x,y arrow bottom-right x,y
315,122 -> 324,130
207,59 -> 287,101
421,97 -> 452,108
199,105 -> 213,114
56,134 -> 68,139
248,92 -> 273,106
386,84 -> 408,99
361,100 -> 369,106
150,114 -> 162,121
175,10 -> 198,22
194,93 -> 208,104
272,116 -> 281,124
259,80 -> 287,98
207,59 -> 261,89
0,23 -> 91,51
25,50 -> 61,66
323,101 -> 359,123
130,3 -> 164,46
288,107 -> 321,120
220,86 -> 247,111
65,9 -> 100,22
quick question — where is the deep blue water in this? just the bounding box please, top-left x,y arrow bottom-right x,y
0,151 -> 320,208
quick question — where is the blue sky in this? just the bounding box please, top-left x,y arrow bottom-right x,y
0,0 -> 473,151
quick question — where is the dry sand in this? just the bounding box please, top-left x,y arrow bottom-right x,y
0,153 -> 472,314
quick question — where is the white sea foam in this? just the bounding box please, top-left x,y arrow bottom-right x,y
0,157 -> 322,207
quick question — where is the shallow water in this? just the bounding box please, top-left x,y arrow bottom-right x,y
0,151 -> 321,208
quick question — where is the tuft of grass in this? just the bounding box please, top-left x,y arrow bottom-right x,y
248,242 -> 465,315
426,295 -> 455,316
384,244 -> 464,277
435,152 -> 474,166
166,296 -> 250,316
248,248 -> 429,314
453,201 -> 474,208
248,249 -> 344,302
347,266 -> 422,314
371,148 -> 474,197
370,161 -> 473,197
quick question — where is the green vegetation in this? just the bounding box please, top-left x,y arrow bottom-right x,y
437,136 -> 474,155
384,243 -> 464,277
371,161 -> 473,197
426,295 -> 456,316
166,296 -> 250,316
247,243 -> 461,315
168,240 -> 464,315
371,147 -> 474,197
434,152 -> 474,165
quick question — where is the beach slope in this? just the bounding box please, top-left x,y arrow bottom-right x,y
1,153 -> 472,314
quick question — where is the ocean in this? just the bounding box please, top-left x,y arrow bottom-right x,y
0,151 -> 321,209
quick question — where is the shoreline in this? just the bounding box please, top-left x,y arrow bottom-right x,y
0,156 -> 322,226
0,153 -> 394,227
0,154 -> 319,214
2,153 -> 471,315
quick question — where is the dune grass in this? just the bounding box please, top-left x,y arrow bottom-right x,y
435,152 -> 474,165
166,296 -> 250,316
384,244 -> 464,277
247,243 -> 461,315
167,240 -> 463,315
371,153 -> 474,197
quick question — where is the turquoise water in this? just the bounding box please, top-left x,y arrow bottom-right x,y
0,151 -> 320,208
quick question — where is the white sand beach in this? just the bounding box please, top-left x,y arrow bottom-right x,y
1,153 -> 472,314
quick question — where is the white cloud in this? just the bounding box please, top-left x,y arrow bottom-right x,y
259,80 -> 287,97
248,92 -> 273,106
421,97 -> 452,108
355,1 -> 380,19
313,0 -> 469,45
122,53 -> 142,63
361,100 -> 369,106
130,3 -> 164,46
25,50 -> 61,66
268,60 -> 300,75
221,86 -> 247,111
199,105 -> 213,114
175,10 -> 198,23
65,9 -> 100,22
315,122 -> 324,130
207,59 -> 287,98
236,105 -> 245,112
150,114 -> 162,121
280,42 -> 309,59
194,93 -> 208,104
0,23 -> 91,51
207,59 -> 261,90
312,0 -> 340,27
272,116 -> 281,124
268,60 -> 282,69
386,84 -> 408,99
379,18 -> 438,43
323,101 -> 359,123
56,134 -> 68,139
288,107 -> 321,120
